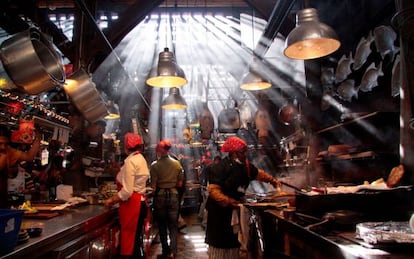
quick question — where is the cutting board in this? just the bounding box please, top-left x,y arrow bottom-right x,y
23,211 -> 60,219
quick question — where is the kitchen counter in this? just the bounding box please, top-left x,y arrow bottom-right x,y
1,205 -> 118,259
261,209 -> 414,259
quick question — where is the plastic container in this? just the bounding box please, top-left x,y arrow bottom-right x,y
0,209 -> 24,256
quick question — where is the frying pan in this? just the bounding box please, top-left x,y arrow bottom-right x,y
305,210 -> 363,231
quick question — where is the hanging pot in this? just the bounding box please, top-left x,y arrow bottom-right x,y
0,27 -> 65,95
218,100 -> 240,133
254,106 -> 271,138
278,104 -> 299,125
82,101 -> 109,123
199,102 -> 214,139
64,69 -> 108,122
64,69 -> 104,109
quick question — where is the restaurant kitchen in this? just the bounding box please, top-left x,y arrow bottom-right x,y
0,0 -> 414,258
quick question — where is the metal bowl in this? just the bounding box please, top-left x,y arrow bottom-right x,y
25,227 -> 43,237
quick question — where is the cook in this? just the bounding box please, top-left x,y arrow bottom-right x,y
0,126 -> 41,208
205,136 -> 281,258
103,133 -> 149,258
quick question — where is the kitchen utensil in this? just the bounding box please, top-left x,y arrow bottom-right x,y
282,207 -> 295,220
63,69 -> 102,110
199,102 -> 214,139
82,101 -> 109,123
218,102 -> 240,133
278,103 -> 299,125
0,27 -> 65,94
295,186 -> 414,221
280,180 -> 303,192
25,227 -> 43,237
63,69 -> 108,122
305,210 -> 363,231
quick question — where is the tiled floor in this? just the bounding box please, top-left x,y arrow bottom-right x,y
147,213 -> 209,259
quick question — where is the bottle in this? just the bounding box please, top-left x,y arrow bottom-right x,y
49,185 -> 56,201
41,148 -> 49,166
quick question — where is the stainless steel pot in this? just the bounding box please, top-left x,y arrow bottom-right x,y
218,107 -> 240,133
64,69 -> 102,110
83,101 -> 109,123
63,69 -> 109,122
0,27 -> 65,95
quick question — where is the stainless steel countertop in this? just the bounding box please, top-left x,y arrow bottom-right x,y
1,205 -> 116,259
265,209 -> 414,259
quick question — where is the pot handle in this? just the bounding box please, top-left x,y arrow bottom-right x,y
305,218 -> 330,231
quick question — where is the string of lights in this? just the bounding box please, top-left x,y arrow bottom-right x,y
0,90 -> 70,124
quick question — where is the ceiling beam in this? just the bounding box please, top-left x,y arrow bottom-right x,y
104,0 -> 164,48
244,0 -> 279,19
0,0 -> 75,61
254,0 -> 295,58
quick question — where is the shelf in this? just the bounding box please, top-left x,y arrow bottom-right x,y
316,112 -> 379,134
316,151 -> 376,162
33,116 -> 71,131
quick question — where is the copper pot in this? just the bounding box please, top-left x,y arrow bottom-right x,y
278,104 -> 299,125
0,27 -> 65,95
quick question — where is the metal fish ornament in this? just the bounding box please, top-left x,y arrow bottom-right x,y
374,25 -> 399,60
335,52 -> 354,84
353,31 -> 374,70
391,54 -> 401,97
337,79 -> 358,102
359,62 -> 384,92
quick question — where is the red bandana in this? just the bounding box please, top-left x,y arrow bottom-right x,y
156,139 -> 172,154
124,133 -> 142,149
221,137 -> 247,153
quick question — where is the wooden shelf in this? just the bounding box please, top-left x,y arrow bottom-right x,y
316,112 -> 379,134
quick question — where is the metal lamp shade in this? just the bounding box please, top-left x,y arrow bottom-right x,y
240,59 -> 271,91
146,48 -> 187,88
284,8 -> 340,60
161,87 -> 187,109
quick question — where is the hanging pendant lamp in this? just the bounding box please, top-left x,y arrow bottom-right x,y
146,48 -> 187,88
240,10 -> 271,91
284,8 -> 340,60
161,87 -> 187,110
240,58 -> 272,91
104,100 -> 120,119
